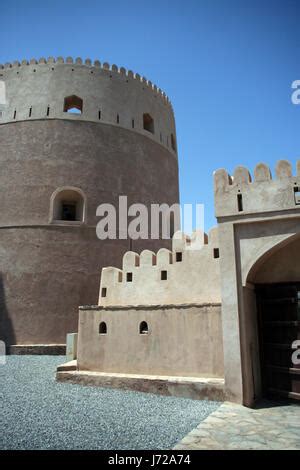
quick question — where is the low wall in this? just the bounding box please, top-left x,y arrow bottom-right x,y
77,303 -> 224,378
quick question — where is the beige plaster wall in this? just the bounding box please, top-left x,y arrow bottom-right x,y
99,228 -> 221,306
77,303 -> 224,378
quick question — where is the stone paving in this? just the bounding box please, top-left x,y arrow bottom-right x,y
173,400 -> 300,450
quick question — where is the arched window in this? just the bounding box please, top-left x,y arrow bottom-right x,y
143,113 -> 154,134
139,321 -> 148,335
50,187 -> 86,223
99,322 -> 107,334
63,95 -> 83,114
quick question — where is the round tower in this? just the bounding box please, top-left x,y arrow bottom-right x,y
0,57 -> 179,348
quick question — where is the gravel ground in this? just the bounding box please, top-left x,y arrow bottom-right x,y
0,356 -> 220,450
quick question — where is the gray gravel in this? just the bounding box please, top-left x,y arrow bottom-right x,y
0,356 -> 220,450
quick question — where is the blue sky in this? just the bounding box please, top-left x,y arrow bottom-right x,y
1,0 -> 300,229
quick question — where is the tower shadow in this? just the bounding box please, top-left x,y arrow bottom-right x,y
0,273 -> 15,352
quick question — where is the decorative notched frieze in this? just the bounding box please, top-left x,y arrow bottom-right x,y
99,228 -> 221,307
214,159 -> 300,218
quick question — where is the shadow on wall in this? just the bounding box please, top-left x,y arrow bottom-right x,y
0,273 -> 15,350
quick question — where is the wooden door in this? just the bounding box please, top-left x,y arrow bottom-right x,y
256,283 -> 300,401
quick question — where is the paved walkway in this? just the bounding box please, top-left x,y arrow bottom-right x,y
173,400 -> 300,450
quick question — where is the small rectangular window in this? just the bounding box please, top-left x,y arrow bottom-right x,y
237,193 -> 243,212
213,248 -> 220,259
46,106 -> 50,117
101,288 -> 107,298
117,114 -> 119,124
132,119 -> 135,128
176,252 -> 182,262
126,272 -> 133,282
161,270 -> 167,280
294,187 -> 300,205
13,110 -> 16,119
29,107 -> 32,117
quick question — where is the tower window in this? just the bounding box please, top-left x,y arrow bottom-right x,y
46,106 -> 50,117
161,270 -> 167,280
143,113 -> 154,134
171,133 -> 176,151
132,119 -> 135,128
139,321 -> 148,335
126,272 -> 133,282
63,95 -> 83,114
117,114 -> 119,124
29,107 -> 32,117
13,110 -> 16,119
50,187 -> 86,223
176,252 -> 182,262
101,287 -> 107,297
98,110 -> 101,120
99,322 -> 107,334
213,248 -> 220,259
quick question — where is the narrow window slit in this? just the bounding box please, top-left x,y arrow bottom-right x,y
237,193 -> 243,212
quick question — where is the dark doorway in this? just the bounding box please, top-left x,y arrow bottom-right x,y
256,283 -> 300,402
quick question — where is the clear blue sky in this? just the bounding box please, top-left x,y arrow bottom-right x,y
1,0 -> 300,229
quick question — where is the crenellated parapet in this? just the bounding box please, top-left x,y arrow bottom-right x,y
0,56 -> 177,155
214,159 -> 300,218
0,57 -> 172,105
99,227 -> 221,306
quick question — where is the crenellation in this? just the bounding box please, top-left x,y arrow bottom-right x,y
254,162 -> 271,182
99,229 -> 221,307
214,159 -> 300,217
157,248 -> 173,267
233,166 -> 252,185
140,249 -> 156,266
276,159 -> 292,179
0,56 -> 176,155
122,251 -> 140,269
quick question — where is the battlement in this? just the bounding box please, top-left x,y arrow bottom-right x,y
0,56 -> 176,155
99,227 -> 221,306
0,57 -> 172,106
214,159 -> 300,218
